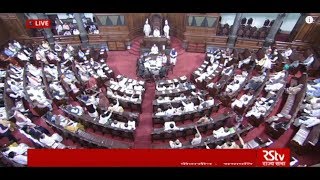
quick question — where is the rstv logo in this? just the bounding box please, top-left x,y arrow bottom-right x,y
257,149 -> 290,167
263,150 -> 285,161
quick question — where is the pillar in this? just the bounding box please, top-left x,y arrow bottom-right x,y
263,13 -> 287,48
73,13 -> 89,48
227,13 -> 243,48
35,13 -> 55,48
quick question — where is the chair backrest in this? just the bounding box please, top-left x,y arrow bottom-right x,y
149,13 -> 163,31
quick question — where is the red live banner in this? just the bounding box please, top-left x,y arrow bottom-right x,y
28,149 -> 290,167
26,19 -> 51,29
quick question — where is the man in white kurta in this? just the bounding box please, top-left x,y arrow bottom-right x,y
163,20 -> 170,39
143,19 -> 151,37
153,28 -> 161,37
150,44 -> 159,55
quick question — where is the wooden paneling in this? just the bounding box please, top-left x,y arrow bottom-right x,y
292,14 -> 320,44
89,21 -> 129,50
126,13 -> 149,40
53,35 -> 81,46
206,36 -> 228,48
0,18 -> 10,46
275,41 -> 312,53
165,13 -> 186,40
235,38 -> 264,50
107,42 -> 117,51
0,13 -> 29,40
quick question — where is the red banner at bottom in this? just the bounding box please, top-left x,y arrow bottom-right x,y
28,149 -> 290,167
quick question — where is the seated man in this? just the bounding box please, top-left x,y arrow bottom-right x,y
150,44 -> 159,55
268,70 -> 286,84
164,121 -> 181,131
65,105 -> 84,116
181,99 -> 195,112
99,110 -> 113,124
111,120 -> 121,128
120,120 -> 136,130
169,139 -> 182,148
17,52 -> 30,61
54,42 -> 63,52
225,80 -> 241,94
213,127 -> 235,138
165,106 -> 176,117
7,151 -> 28,165
0,121 -> 18,142
302,54 -> 315,68
198,96 -> 214,109
302,101 -> 320,110
157,96 -> 171,103
231,92 -> 253,109
265,81 -> 285,92
304,109 -> 320,118
39,133 -> 65,148
238,56 -> 252,68
221,65 -> 234,76
156,84 -> 166,91
197,115 -> 211,124
54,115 -> 84,133
2,142 -> 30,157
190,126 -> 202,145
281,46 -> 292,59
3,47 -> 15,57
154,108 -> 165,116
297,116 -> 320,128
216,141 -> 240,149
173,94 -> 186,101
153,28 -> 161,37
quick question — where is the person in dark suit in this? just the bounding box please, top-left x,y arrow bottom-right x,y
241,17 -> 247,25
247,18 -> 253,25
0,124 -> 19,142
159,66 -> 167,79
264,19 -> 270,27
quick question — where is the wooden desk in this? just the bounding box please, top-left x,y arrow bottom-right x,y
42,112 -> 132,148
142,37 -> 170,49
151,113 -> 234,141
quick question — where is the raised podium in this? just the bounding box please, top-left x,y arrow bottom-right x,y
142,36 -> 170,49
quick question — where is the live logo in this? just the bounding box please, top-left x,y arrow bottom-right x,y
26,19 -> 51,29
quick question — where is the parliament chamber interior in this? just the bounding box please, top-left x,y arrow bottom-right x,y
0,13 -> 319,167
